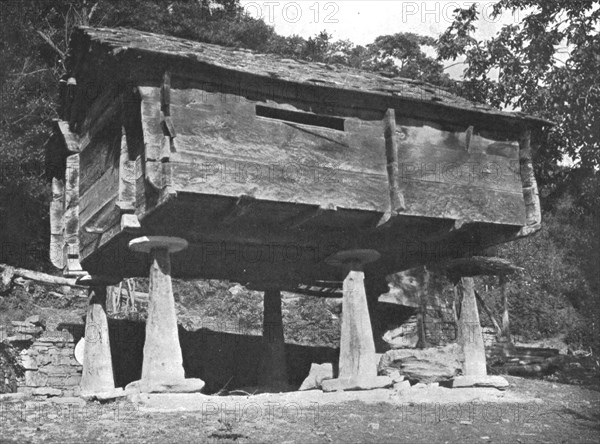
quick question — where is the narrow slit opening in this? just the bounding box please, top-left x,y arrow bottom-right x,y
256,104 -> 345,131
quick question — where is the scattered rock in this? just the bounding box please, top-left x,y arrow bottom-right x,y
451,375 -> 509,390
378,344 -> 462,384
379,368 -> 404,382
14,325 -> 43,335
299,363 -> 334,391
19,353 -> 38,370
5,333 -> 33,342
25,315 -> 42,325
321,376 -> 392,392
33,387 -> 62,397
393,380 -> 411,391
368,423 -> 379,431
11,320 -> 32,327
0,265 -> 15,293
228,284 -> 246,296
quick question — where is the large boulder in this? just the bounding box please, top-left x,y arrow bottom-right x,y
298,363 -> 334,390
378,344 -> 462,383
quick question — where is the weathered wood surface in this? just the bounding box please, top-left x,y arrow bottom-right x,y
383,108 -> 405,217
67,27 -> 551,138
518,130 -> 542,236
50,178 -> 65,269
438,256 -> 525,282
258,289 -> 288,388
63,154 -> 83,275
49,28 -> 546,281
137,87 -> 525,225
78,118 -> 120,195
0,263 -> 86,288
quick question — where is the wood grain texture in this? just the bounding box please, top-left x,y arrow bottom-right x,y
384,108 -> 405,213
67,27 -> 552,137
50,178 -> 65,269
64,154 -> 82,273
138,86 -> 525,224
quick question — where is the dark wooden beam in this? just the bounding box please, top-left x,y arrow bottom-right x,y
219,195 -> 256,226
281,206 -> 325,230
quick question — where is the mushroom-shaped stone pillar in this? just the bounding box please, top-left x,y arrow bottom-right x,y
438,256 -> 519,389
126,236 -> 204,393
321,249 -> 392,391
77,274 -> 120,397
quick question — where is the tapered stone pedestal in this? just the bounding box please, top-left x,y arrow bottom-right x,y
258,287 -> 289,390
78,275 -> 121,397
456,277 -> 487,376
452,277 -> 508,389
126,236 -> 204,394
323,250 -> 392,391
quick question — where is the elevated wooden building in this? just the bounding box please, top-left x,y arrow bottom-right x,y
47,26 -> 546,287
46,27 -> 548,395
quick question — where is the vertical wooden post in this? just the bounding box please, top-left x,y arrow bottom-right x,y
259,287 -> 288,390
500,275 -> 511,341
63,153 -> 83,276
383,108 -> 405,212
50,178 -> 65,269
416,266 -> 429,349
518,129 -> 542,237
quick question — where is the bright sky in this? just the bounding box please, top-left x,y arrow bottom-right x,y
239,0 -> 524,77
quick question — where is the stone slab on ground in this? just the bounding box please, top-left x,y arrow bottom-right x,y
125,378 -> 205,394
49,396 -> 86,405
451,375 -> 510,390
321,376 -> 393,392
131,385 -> 543,414
81,388 -> 127,401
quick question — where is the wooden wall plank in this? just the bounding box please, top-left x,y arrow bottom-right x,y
50,178 -> 65,269
79,165 -> 119,227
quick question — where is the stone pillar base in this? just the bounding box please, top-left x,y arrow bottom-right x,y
128,236 -> 205,393
321,376 -> 392,392
125,378 -> 205,394
451,375 -> 509,390
324,249 -> 381,391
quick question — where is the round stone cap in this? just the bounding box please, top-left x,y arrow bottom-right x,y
128,236 -> 188,253
76,274 -> 122,287
325,249 -> 381,267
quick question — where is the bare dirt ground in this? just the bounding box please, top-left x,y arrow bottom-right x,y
1,376 -> 599,443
